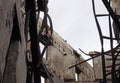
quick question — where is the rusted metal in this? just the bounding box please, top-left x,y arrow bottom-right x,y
26,0 -> 41,82
69,44 -> 120,69
91,0 -> 120,83
106,63 -> 120,68
102,0 -> 120,31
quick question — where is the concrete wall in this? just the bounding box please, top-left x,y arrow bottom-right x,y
0,0 -> 95,83
112,0 -> 120,14
112,0 -> 120,40
0,0 -> 26,83
46,32 -> 94,83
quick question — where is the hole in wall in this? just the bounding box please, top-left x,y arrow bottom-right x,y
11,6 -> 21,41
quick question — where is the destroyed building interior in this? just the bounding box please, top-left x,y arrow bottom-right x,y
0,0 -> 120,83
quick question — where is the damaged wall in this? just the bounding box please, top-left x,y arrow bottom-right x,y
0,0 -> 95,83
0,0 -> 26,83
46,32 -> 94,83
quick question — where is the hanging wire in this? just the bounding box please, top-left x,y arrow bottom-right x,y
25,0 -> 54,83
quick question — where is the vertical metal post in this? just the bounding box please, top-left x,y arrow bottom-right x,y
25,0 -> 41,82
101,48 -> 107,83
92,0 -> 107,82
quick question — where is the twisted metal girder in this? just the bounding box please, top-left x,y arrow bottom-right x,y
25,0 -> 54,83
92,0 -> 120,83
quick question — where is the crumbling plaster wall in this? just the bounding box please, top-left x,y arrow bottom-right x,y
46,32 -> 94,83
0,0 -> 95,83
0,0 -> 26,83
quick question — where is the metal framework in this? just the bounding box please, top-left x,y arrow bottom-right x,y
92,0 -> 120,83
25,0 -> 54,83
24,0 -> 120,83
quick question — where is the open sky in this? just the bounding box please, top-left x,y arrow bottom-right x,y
47,0 -> 112,65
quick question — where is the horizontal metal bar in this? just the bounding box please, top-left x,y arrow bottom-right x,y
103,36 -> 120,40
69,44 -> 120,69
106,63 -> 120,68
106,69 -> 119,76
96,14 -> 109,17
106,58 -> 120,60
